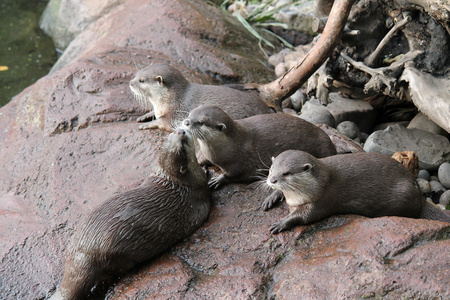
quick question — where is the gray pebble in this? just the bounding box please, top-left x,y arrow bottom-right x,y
438,162 -> 450,189
275,62 -> 287,77
430,175 -> 439,182
439,190 -> 450,206
417,178 -> 431,194
337,121 -> 361,140
430,180 -> 446,193
417,169 -> 430,181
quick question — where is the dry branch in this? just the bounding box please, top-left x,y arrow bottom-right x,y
257,0 -> 356,110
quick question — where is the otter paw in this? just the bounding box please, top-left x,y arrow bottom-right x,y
137,112 -> 155,122
139,123 -> 153,130
262,191 -> 283,211
269,220 -> 289,234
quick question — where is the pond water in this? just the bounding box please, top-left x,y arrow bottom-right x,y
0,0 -> 57,107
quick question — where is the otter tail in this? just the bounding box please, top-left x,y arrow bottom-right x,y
420,200 -> 450,223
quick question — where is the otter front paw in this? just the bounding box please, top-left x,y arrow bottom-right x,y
137,111 -> 155,122
139,122 -> 155,130
262,190 -> 284,211
269,220 -> 290,234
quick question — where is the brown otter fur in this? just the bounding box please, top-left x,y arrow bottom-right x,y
129,64 -> 272,131
50,128 -> 211,300
266,150 -> 450,234
182,105 -> 337,189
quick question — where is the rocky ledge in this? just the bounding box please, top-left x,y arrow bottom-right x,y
0,0 -> 449,299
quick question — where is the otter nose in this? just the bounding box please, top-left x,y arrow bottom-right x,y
269,177 -> 277,184
183,119 -> 191,127
175,128 -> 186,136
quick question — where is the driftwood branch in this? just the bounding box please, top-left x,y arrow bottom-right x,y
400,66 -> 450,133
364,14 -> 412,67
341,50 -> 422,97
257,0 -> 356,110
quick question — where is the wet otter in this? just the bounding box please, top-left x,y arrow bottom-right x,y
266,150 -> 450,234
182,105 -> 337,189
129,63 -> 273,131
50,128 -> 211,300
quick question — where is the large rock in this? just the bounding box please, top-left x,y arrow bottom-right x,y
364,124 -> 450,170
1,0 -> 449,299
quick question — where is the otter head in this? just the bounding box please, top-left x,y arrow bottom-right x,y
267,150 -> 322,205
129,64 -> 189,111
181,105 -> 233,142
158,128 -> 206,186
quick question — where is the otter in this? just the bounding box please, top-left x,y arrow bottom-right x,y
129,64 -> 273,131
265,150 -> 450,234
50,128 -> 211,300
182,105 -> 337,190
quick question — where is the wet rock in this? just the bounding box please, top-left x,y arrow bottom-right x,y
364,124 -> 450,170
438,162 -> 450,189
418,169 -> 431,181
408,112 -> 448,137
300,100 -> 336,127
417,178 -> 431,194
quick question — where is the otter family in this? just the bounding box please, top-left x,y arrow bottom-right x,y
50,64 -> 449,299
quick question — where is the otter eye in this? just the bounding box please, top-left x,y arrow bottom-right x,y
282,172 -> 291,176
302,163 -> 313,172
196,121 -> 203,126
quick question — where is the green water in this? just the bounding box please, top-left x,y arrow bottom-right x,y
0,0 -> 57,107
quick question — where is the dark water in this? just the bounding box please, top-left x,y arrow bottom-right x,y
0,0 -> 57,107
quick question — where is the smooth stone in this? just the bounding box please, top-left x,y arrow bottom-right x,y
407,112 -> 448,136
300,101 -> 336,127
274,1 -> 316,36
438,162 -> 450,189
418,169 -> 430,181
290,90 -> 306,111
363,124 -> 450,170
430,175 -> 439,182
337,121 -> 361,140
430,181 -> 446,193
275,62 -> 287,77
439,190 -> 450,206
417,178 -> 431,194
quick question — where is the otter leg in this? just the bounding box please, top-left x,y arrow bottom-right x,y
262,190 -> 284,211
137,111 -> 155,122
270,203 -> 317,234
139,118 -> 170,131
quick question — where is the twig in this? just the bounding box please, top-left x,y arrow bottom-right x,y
364,14 -> 412,67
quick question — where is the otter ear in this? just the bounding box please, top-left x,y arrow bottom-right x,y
217,123 -> 227,132
302,163 -> 313,172
156,75 -> 163,86
180,165 -> 187,175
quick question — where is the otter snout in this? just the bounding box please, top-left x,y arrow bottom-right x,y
267,176 -> 278,186
175,128 -> 187,136
182,119 -> 191,127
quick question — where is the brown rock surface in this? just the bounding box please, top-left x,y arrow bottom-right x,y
0,0 -> 449,299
